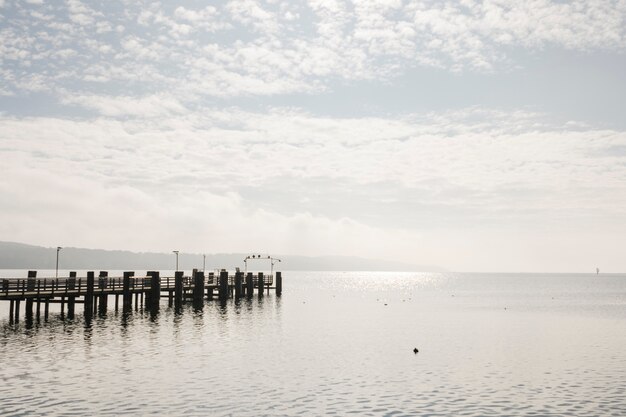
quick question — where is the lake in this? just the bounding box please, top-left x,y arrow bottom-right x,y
1,271 -> 625,416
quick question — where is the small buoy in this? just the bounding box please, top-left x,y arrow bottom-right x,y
413,348 -> 419,354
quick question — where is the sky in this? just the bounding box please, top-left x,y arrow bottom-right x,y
0,0 -> 625,272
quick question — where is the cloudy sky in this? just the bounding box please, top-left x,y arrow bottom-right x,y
1,0 -> 625,272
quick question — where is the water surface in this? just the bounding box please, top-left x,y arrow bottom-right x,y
1,271 -> 625,416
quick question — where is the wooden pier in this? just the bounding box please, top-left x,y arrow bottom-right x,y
1,270 -> 283,322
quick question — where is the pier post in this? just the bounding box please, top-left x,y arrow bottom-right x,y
14,299 -> 20,322
257,272 -> 264,297
9,299 -> 14,323
123,272 -> 134,310
174,271 -> 183,307
207,272 -> 214,299
246,272 -> 253,297
276,271 -> 282,296
98,271 -> 108,312
219,270 -> 228,300
234,271 -> 243,298
193,270 -> 205,304
26,270 -> 36,318
147,271 -> 160,310
68,271 -> 76,318
85,271 -> 94,314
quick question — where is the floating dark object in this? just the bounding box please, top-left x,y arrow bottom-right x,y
413,348 -> 419,354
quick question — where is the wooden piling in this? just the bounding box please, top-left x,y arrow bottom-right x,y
246,272 -> 253,297
123,272 -> 134,310
276,271 -> 282,296
174,271 -> 183,307
26,270 -> 36,317
68,271 -> 76,318
147,271 -> 160,310
193,270 -> 205,303
98,271 -> 108,311
85,271 -> 94,313
44,299 -> 49,320
234,271 -> 243,298
219,270 -> 228,300
206,272 -> 214,299
258,272 -> 264,297
9,299 -> 14,322
14,299 -> 20,322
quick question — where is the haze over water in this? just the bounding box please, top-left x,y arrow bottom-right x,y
1,271 -> 625,416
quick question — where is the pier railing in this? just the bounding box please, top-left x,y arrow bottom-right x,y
1,274 -> 274,297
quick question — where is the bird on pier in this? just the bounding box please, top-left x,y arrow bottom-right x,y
413,348 -> 419,354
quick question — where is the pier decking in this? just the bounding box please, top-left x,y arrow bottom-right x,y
1,270 -> 283,322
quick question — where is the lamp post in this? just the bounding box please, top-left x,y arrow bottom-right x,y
56,246 -> 62,279
203,254 -> 206,272
271,258 -> 281,276
173,250 -> 179,272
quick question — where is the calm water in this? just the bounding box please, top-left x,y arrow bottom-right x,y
1,271 -> 625,416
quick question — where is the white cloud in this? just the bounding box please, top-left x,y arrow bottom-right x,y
61,93 -> 187,117
1,108 -> 625,270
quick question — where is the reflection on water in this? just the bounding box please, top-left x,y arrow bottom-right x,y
1,272 -> 626,416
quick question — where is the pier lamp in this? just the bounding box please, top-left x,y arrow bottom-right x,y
271,258 -> 281,276
56,246 -> 62,279
173,250 -> 179,272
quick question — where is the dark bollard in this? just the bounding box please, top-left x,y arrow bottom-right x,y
257,272 -> 264,297
246,272 -> 253,297
26,270 -> 36,318
219,270 -> 228,300
123,272 -> 134,310
174,271 -> 183,307
234,271 -> 243,298
276,271 -> 282,296
85,271 -> 94,314
193,270 -> 205,304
